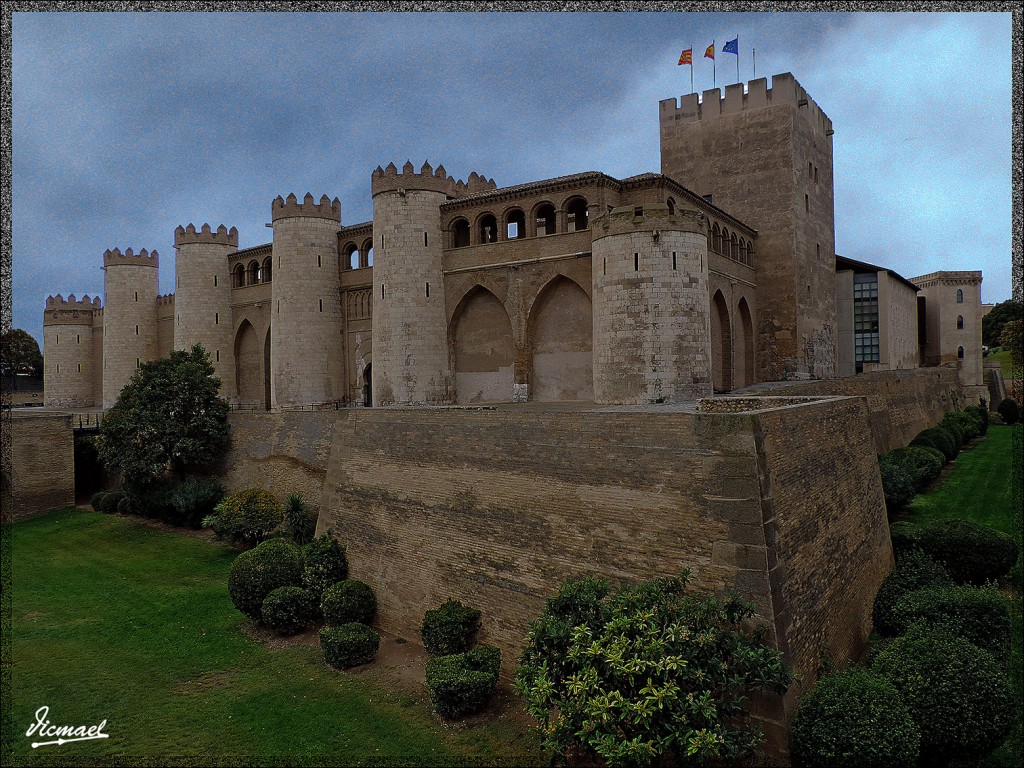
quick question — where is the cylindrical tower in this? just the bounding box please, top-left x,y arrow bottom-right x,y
371,161 -> 464,406
270,193 -> 343,408
42,294 -> 100,408
173,223 -> 238,397
592,202 -> 712,404
102,247 -> 159,408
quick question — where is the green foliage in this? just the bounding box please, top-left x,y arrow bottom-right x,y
891,446 -> 945,488
872,547 -> 953,636
90,491 -> 108,511
302,532 -> 348,599
910,426 -> 957,463
214,488 -> 284,545
117,496 -> 134,515
966,403 -> 990,436
426,646 -> 502,719
888,522 -> 922,560
915,518 -> 1019,585
261,586 -> 317,636
321,580 -> 377,626
99,488 -> 125,514
514,573 -> 791,768
1000,318 -> 1023,369
421,600 -> 482,657
872,626 -> 1013,764
166,477 -> 224,528
0,328 -> 43,376
877,454 -> 916,510
998,397 -> 1020,425
789,666 -> 920,768
227,539 -> 304,622
96,345 -> 229,492
940,418 -> 965,448
891,584 -> 1011,659
982,299 -> 1023,347
320,623 -> 380,669
944,410 -> 981,443
284,493 -> 316,545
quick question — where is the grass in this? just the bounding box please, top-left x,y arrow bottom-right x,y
2,509 -> 540,766
987,348 -> 1017,380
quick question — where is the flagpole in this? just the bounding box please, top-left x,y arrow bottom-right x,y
690,48 -> 694,94
736,35 -> 740,83
753,47 -> 756,80
713,40 -> 716,88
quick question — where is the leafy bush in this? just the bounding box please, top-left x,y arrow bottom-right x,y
99,489 -> 125,514
877,454 -> 916,510
790,666 -> 920,768
997,397 -> 1020,425
887,446 -> 944,489
888,522 -> 922,560
872,548 -> 953,636
944,410 -> 981,442
426,646 -> 501,719
872,626 -> 1013,764
890,584 -> 1011,658
215,488 -> 283,545
421,600 -> 482,657
966,403 -> 989,436
90,491 -> 108,511
302,532 -> 348,599
320,623 -> 380,669
284,493 -> 316,545
117,496 -> 134,515
261,585 -> 317,635
914,518 -> 1019,584
939,418 -> 964,448
515,572 -> 791,768
227,538 -> 304,621
909,427 -> 957,463
167,477 -> 223,528
321,580 -> 377,626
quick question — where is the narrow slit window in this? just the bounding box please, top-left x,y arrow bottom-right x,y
424,232 -> 428,247
804,194 -> 809,212
56,335 -> 59,344
135,325 -> 139,336
425,282 -> 430,298
381,284 -> 385,299
381,234 -> 385,249
672,252 -> 677,270
77,363 -> 81,373
319,298 -> 323,312
56,363 -> 59,373
215,312 -> 219,325
603,257 -> 606,275
214,275 -> 218,287
317,254 -> 322,268
277,300 -> 280,314
215,350 -> 220,362
77,335 -> 80,343
634,253 -> 639,272
134,291 -> 138,302
136,358 -> 141,369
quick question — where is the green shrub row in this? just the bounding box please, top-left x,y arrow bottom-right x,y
894,518 -> 1019,585
871,547 -> 953,636
92,478 -> 224,529
320,623 -> 380,669
426,645 -> 502,719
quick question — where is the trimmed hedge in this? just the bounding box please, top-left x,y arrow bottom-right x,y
887,446 -> 944,488
909,427 -> 958,463
997,397 -> 1020,425
261,585 -> 317,635
227,539 -> 304,621
872,626 -> 1013,763
914,518 -> 1019,585
421,600 -> 482,657
117,496 -> 134,515
425,645 -> 501,719
966,403 -> 989,436
790,666 -> 920,768
891,584 -> 1011,658
321,580 -> 377,626
944,410 -> 981,442
878,455 -> 916,510
90,491 -> 108,511
872,547 -> 953,636
320,623 -> 380,669
888,522 -> 922,560
939,418 -> 964,448
302,533 -> 348,599
99,489 -> 125,514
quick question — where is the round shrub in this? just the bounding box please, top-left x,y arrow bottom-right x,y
227,538 -> 304,621
910,427 -> 957,463
426,645 -> 502,719
302,532 -> 348,599
321,580 -> 377,626
872,626 -> 1013,763
915,518 -> 1019,584
997,397 -> 1020,425
939,418 -> 964,448
966,403 -> 989,436
100,489 -> 125,514
217,488 -> 284,544
888,522 -> 922,560
790,666 -> 920,768
421,600 -> 482,656
891,584 -> 1011,658
117,496 -> 134,515
887,446 -> 944,488
877,454 -> 916,510
320,622 -> 380,669
261,585 -> 317,635
872,547 -> 952,636
90,491 -> 108,511
945,410 -> 980,442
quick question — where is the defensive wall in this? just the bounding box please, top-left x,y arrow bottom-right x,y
4,412 -> 75,522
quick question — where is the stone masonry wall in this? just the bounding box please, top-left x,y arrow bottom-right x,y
5,412 -> 75,521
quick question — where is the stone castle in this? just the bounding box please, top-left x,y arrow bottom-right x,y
41,72 -> 986,411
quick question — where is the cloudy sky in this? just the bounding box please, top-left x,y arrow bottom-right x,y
10,9 -> 1015,345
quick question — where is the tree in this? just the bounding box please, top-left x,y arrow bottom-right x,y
97,344 -> 229,492
0,328 -> 43,377
514,573 -> 791,768
982,299 -> 1022,348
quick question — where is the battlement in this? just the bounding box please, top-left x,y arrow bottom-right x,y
43,294 -> 100,326
659,72 -> 833,138
102,247 -> 159,268
174,223 -> 239,247
156,293 -> 176,306
593,202 -> 705,239
911,270 -> 983,288
371,160 -> 497,198
271,193 -> 341,223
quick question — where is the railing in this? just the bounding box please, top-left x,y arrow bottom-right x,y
73,412 -> 104,430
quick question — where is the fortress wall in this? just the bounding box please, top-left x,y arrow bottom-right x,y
763,367 -> 962,452
5,412 -> 75,521
219,411 -> 336,511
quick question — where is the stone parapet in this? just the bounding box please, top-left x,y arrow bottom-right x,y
174,223 -> 239,247
102,247 -> 158,269
371,160 -> 496,198
271,193 -> 341,223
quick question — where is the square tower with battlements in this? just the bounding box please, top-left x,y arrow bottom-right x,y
660,73 -> 836,382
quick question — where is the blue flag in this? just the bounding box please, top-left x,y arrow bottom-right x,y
723,37 -> 738,55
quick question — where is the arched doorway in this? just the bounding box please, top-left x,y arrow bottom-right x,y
529,277 -> 593,401
451,286 -> 514,404
711,290 -> 733,392
735,297 -> 754,388
362,363 -> 372,407
235,320 -> 262,405
263,329 -> 271,410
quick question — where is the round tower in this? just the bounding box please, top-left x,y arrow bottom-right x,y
102,247 -> 159,408
269,193 -> 343,408
371,161 -> 471,405
591,202 -> 712,404
173,223 -> 238,397
42,294 -> 100,408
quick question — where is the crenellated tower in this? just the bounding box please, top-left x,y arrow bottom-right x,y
173,223 -> 238,396
42,294 -> 101,408
660,73 -> 836,381
102,247 -> 159,408
592,203 -> 712,404
270,193 -> 343,408
370,161 -> 482,405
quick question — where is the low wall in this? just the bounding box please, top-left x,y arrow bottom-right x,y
4,411 -> 75,521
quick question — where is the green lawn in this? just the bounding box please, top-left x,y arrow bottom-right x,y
987,348 -> 1017,380
1,510 -> 539,766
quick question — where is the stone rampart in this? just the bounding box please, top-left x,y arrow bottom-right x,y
5,412 -> 75,521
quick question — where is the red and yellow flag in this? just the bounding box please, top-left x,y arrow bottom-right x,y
704,43 -> 715,60
678,48 -> 692,65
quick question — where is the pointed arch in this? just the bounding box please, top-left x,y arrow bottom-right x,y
234,320 -> 262,404
450,286 -> 514,404
528,276 -> 593,401
263,326 -> 271,410
735,297 -> 755,388
710,290 -> 733,392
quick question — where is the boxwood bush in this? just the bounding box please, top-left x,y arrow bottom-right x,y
890,584 -> 1011,658
320,622 -> 380,669
302,532 -> 348,600
321,579 -> 377,626
872,626 -> 1013,764
100,488 -> 125,514
421,599 -> 482,656
909,427 -> 958,463
877,454 -> 916,510
872,547 -> 953,636
966,403 -> 989,436
888,522 -> 922,560
944,410 -> 981,442
790,666 -> 920,768
90,491 -> 108,511
215,488 -> 284,545
227,538 -> 304,621
914,518 -> 1019,584
261,585 -> 317,635
997,397 -> 1020,425
425,645 -> 501,719
939,418 -> 965,448
886,446 -> 945,488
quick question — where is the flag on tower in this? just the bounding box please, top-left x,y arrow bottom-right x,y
723,37 -> 738,55
678,48 -> 692,65
704,43 -> 715,60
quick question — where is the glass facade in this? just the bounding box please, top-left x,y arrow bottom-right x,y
853,273 -> 880,365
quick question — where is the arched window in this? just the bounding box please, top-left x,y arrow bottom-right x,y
721,227 -> 730,255
739,239 -> 748,264
362,238 -> 374,267
505,209 -> 525,240
956,289 -> 964,303
730,233 -> 738,260
452,219 -> 470,248
957,346 -> 965,359
667,197 -> 676,215
956,315 -> 964,330
232,263 -> 245,288
262,256 -> 272,283
712,223 -> 721,253
247,260 -> 260,285
344,243 -> 359,270
535,203 -> 556,236
565,197 -> 589,232
478,213 -> 498,244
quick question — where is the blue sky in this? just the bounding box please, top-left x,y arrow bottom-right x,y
10,10 -> 1015,345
